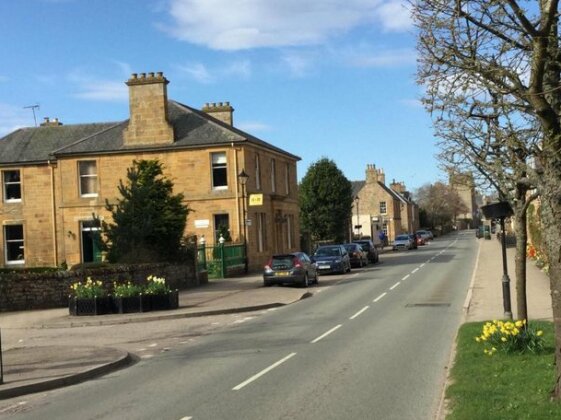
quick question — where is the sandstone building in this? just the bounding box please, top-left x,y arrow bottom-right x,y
0,72 -> 300,270
351,164 -> 419,243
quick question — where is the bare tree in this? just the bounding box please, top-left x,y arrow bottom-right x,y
432,84 -> 539,321
412,0 -> 561,397
415,182 -> 467,230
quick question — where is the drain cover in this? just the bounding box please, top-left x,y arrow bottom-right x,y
405,303 -> 451,308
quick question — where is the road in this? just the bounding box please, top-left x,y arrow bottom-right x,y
4,232 -> 477,420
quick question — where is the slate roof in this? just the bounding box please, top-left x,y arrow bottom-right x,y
0,100 -> 300,164
0,123 -> 117,164
351,181 -> 365,197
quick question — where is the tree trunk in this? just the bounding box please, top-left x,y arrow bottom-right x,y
514,203 -> 528,321
538,166 -> 561,399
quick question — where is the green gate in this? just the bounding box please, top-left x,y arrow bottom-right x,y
198,243 -> 246,278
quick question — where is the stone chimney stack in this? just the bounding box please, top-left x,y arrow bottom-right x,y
202,102 -> 234,126
123,72 -> 174,146
390,180 -> 406,194
365,164 -> 378,184
377,168 -> 386,185
40,117 -> 63,127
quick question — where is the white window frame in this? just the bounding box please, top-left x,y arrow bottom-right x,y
4,224 -> 24,265
3,170 -> 22,203
79,161 -> 98,197
211,152 -> 228,190
271,158 -> 276,193
255,154 -> 261,190
380,201 -> 387,215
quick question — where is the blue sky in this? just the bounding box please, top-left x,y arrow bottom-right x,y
0,0 -> 441,190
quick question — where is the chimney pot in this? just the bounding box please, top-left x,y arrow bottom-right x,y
131,73 -> 137,79
148,72 -> 155,78
140,73 -> 146,78
156,72 -> 163,78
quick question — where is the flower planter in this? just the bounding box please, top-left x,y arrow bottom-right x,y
69,296 -> 113,316
113,295 -> 151,313
148,290 -> 179,311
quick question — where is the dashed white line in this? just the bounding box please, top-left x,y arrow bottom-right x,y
350,306 -> 370,320
179,417 -> 192,420
412,268 -> 419,273
232,353 -> 297,391
373,292 -> 387,302
402,274 -> 410,281
390,282 -> 400,290
420,263 -> 425,268
311,325 -> 342,343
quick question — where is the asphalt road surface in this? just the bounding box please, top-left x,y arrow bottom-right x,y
4,232 -> 477,420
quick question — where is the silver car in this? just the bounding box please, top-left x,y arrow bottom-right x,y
393,234 -> 414,251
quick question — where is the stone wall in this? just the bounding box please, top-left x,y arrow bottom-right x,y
0,263 -> 206,312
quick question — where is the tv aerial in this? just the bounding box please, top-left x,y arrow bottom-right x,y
23,104 -> 40,127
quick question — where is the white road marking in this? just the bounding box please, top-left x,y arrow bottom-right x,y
390,282 -> 400,290
0,402 -> 27,415
412,268 -> 419,273
402,274 -> 410,281
350,273 -> 360,278
179,416 -> 192,420
350,306 -> 370,320
232,352 -> 297,390
373,292 -> 387,302
148,343 -> 158,348
420,263 -> 425,268
311,325 -> 343,343
141,354 -> 154,359
233,317 -> 254,324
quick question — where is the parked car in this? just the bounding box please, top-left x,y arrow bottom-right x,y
416,230 -> 432,242
408,234 -> 418,249
312,245 -> 351,274
393,234 -> 414,251
343,243 -> 368,268
352,239 -> 379,263
263,252 -> 318,287
414,233 -> 426,246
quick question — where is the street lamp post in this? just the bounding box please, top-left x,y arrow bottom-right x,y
481,201 -> 514,319
354,195 -> 361,239
238,169 -> 250,273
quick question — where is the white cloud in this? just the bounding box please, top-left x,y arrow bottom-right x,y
375,0 -> 412,32
176,60 -> 252,84
280,51 -> 316,78
0,103 -> 34,137
162,0 -> 411,50
176,63 -> 214,84
67,67 -> 128,102
237,121 -> 271,132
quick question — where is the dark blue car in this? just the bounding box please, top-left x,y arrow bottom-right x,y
312,245 -> 351,274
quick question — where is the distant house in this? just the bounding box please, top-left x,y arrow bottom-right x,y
351,164 -> 419,243
0,72 -> 300,270
449,171 -> 476,229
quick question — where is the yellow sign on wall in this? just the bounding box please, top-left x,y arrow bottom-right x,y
249,194 -> 264,206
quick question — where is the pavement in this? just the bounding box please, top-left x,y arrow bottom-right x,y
0,232 -> 553,401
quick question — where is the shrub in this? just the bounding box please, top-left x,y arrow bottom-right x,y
144,275 -> 170,295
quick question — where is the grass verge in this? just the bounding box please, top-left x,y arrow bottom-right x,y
446,321 -> 561,419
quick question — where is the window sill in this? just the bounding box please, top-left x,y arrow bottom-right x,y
4,199 -> 22,204
6,260 -> 25,265
80,194 -> 99,198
